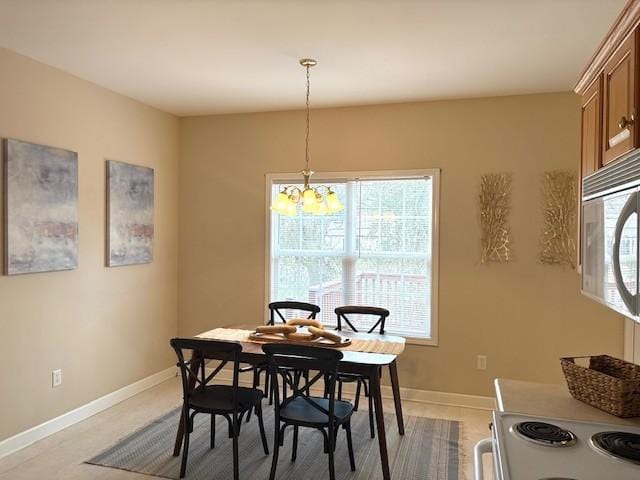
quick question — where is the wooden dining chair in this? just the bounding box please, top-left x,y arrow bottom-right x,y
267,301 -> 321,325
263,343 -> 356,480
170,337 -> 269,480
334,306 -> 390,438
244,301 -> 321,412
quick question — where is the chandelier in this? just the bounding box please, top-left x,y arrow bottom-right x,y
271,58 -> 344,216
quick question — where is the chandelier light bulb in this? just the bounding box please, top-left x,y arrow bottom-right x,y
271,191 -> 289,213
285,198 -> 297,216
326,191 -> 345,213
315,201 -> 328,215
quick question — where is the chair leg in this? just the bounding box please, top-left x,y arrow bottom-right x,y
363,377 -> 369,397
354,379 -> 362,411
256,403 -> 269,455
279,424 -> 287,447
227,415 -> 233,438
179,413 -> 190,478
282,372 -> 288,401
269,420 -> 280,480
291,425 -> 299,462
262,367 -> 269,397
246,370 -> 258,423
337,379 -> 343,401
368,391 -> 375,439
321,428 -> 329,453
237,411 -> 245,435
327,426 -> 336,480
345,422 -> 356,471
210,414 -> 216,449
232,414 -> 239,480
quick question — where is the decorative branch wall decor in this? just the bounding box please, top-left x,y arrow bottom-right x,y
540,170 -> 577,268
479,172 -> 514,263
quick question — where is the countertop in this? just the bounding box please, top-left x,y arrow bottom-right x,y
495,378 -> 640,427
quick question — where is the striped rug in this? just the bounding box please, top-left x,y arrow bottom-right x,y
87,406 -> 460,480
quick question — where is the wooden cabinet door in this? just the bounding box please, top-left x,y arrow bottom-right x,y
603,31 -> 638,164
581,76 -> 602,176
578,76 -> 603,272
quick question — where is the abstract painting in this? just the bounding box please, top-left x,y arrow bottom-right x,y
4,139 -> 79,275
539,170 -> 577,268
479,172 -> 514,263
107,160 -> 154,266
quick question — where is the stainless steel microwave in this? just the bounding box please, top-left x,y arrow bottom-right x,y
582,151 -> 640,322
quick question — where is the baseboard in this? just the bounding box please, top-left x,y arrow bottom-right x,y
0,366 -> 176,460
395,385 -> 494,410
0,364 -> 493,461
213,369 -> 494,411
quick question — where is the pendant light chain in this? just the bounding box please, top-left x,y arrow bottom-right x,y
305,63 -> 311,172
270,58 -> 344,216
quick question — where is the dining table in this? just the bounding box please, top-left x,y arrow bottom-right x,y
172,325 -> 406,480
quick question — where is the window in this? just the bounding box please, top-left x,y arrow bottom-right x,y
267,170 -> 439,343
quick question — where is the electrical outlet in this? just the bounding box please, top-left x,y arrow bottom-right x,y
477,355 -> 487,370
52,369 -> 62,388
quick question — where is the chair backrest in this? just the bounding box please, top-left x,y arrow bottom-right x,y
170,337 -> 242,405
334,306 -> 390,334
268,301 -> 321,325
262,343 -> 343,423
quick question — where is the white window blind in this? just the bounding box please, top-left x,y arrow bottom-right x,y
269,174 -> 437,339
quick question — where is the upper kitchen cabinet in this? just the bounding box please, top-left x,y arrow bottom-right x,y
581,76 -> 602,177
575,0 -> 640,170
602,30 -> 637,164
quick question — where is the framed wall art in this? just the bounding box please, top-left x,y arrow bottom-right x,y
106,160 -> 154,267
4,138 -> 78,275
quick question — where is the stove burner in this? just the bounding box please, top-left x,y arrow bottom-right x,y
591,431 -> 640,465
512,421 -> 576,447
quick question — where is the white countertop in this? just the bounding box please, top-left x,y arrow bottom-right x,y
494,378 -> 640,427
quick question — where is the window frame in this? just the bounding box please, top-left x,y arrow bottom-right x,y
264,169 -> 440,347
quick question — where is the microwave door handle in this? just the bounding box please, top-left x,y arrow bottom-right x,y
612,191 -> 638,315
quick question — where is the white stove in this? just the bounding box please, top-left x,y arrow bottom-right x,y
475,411 -> 640,480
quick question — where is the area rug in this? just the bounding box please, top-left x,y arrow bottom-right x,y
87,406 -> 460,480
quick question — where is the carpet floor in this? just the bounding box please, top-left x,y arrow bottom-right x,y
87,404 -> 460,480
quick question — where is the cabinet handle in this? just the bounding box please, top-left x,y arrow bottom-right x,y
619,113 -> 636,129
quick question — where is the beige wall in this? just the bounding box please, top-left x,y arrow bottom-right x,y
179,92 -> 624,397
0,50 -> 625,442
0,48 -> 179,441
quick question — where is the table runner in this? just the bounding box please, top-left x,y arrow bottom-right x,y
197,328 -> 405,356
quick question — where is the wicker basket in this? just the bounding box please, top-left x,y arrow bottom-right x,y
561,355 -> 640,418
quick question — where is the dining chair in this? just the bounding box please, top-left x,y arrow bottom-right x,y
244,301 -> 321,413
263,343 -> 356,480
334,306 -> 390,438
267,301 -> 321,325
170,337 -> 269,480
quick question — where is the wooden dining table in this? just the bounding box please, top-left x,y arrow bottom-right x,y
172,326 -> 406,480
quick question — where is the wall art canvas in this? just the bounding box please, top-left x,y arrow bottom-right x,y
4,139 -> 79,275
107,160 -> 154,267
479,172 -> 514,263
539,170 -> 577,268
